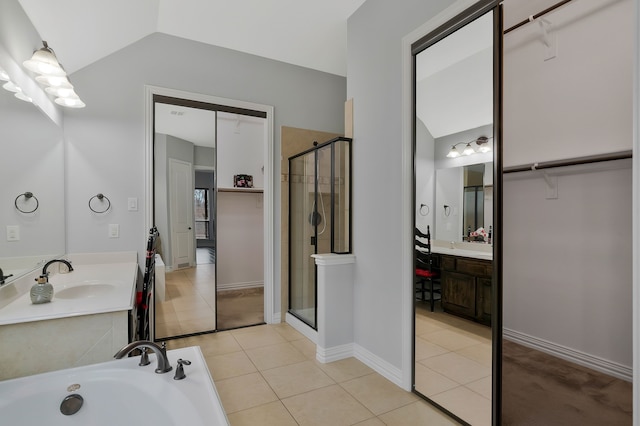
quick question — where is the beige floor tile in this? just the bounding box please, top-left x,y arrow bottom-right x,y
421,328 -> 483,352
415,336 -> 449,361
245,342 -> 306,371
316,357 -> 374,383
430,386 -> 491,426
172,295 -> 211,312
414,363 -> 459,397
465,375 -> 492,400
456,342 -> 492,367
341,373 -> 417,416
175,307 -> 215,322
415,316 -> 447,336
194,332 -> 243,357
352,418 -> 386,426
290,337 -> 317,359
205,350 -> 257,380
180,318 -> 216,335
226,401 -> 298,426
216,372 -> 279,414
282,384 -> 374,426
155,322 -> 182,338
378,400 -> 461,425
271,323 -> 306,341
261,361 -> 335,399
232,327 -> 287,350
419,352 -> 490,385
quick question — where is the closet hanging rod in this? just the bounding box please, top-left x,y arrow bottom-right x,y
504,0 -> 575,34
503,150 -> 632,174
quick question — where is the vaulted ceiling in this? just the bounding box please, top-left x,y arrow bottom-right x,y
17,0 -> 367,77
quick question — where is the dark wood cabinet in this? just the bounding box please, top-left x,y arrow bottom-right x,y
440,254 -> 492,326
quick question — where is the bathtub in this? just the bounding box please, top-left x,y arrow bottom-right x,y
0,346 -> 229,425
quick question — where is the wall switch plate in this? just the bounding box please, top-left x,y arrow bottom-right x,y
6,225 -> 19,241
128,197 -> 138,211
109,224 -> 119,238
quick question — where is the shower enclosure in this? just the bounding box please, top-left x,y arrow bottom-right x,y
288,137 -> 352,329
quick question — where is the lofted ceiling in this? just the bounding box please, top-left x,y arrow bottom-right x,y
17,0 -> 367,77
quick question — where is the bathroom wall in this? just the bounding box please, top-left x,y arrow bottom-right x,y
62,32 -> 346,316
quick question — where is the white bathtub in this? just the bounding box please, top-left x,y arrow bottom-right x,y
0,346 -> 229,425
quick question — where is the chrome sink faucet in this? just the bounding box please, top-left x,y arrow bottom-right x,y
114,341 -> 173,373
42,259 -> 74,276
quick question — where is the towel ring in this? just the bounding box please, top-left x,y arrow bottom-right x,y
443,205 -> 451,217
14,192 -> 39,213
89,193 -> 111,213
419,204 -> 429,216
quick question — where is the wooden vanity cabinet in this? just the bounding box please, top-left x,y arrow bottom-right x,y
440,255 -> 492,326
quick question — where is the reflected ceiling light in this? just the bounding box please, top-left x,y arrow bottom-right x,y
23,41 -> 66,76
24,40 -> 85,108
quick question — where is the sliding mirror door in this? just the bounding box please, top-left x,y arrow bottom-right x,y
412,2 -> 502,425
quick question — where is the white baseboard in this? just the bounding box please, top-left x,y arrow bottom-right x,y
504,328 -> 632,382
217,281 -> 263,291
353,344 -> 404,388
285,312 -> 317,344
272,312 -> 281,324
316,343 -> 354,364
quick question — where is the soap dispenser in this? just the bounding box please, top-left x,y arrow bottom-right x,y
31,274 -> 53,304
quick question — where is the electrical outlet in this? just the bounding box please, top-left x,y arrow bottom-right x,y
109,224 -> 119,238
6,225 -> 19,241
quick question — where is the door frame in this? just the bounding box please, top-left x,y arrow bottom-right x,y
144,85 -> 276,324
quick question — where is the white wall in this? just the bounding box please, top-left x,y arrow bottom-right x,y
216,116 -> 265,189
415,118 -> 435,234
63,32 -> 346,316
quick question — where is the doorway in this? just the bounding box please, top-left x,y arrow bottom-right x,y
146,86 -> 275,339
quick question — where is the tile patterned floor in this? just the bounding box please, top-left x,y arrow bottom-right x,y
169,323 -> 462,425
415,303 -> 492,426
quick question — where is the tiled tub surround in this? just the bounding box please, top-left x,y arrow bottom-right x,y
0,346 -> 229,426
0,252 -> 137,380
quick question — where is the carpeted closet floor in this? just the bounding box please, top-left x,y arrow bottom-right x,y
502,340 -> 632,425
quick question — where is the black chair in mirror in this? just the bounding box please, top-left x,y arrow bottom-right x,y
415,226 -> 441,312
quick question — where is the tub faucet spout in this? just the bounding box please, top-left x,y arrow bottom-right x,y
114,341 -> 172,374
42,259 -> 73,276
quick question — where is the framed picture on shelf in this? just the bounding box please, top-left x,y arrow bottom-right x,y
233,174 -> 253,188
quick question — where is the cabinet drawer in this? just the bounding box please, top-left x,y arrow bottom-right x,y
456,258 -> 491,277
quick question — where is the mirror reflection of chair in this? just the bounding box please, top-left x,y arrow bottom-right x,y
415,225 -> 440,312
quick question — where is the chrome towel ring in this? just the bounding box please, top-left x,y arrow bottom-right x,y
14,192 -> 39,213
89,193 -> 111,213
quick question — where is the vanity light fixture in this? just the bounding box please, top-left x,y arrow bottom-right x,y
475,136 -> 491,153
0,67 -> 9,81
446,136 -> 492,158
1,80 -> 32,103
462,143 -> 475,156
23,41 -> 85,108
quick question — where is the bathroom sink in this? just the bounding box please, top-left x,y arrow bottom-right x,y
55,283 -> 116,299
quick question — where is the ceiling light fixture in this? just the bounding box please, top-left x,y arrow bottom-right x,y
23,41 -> 85,108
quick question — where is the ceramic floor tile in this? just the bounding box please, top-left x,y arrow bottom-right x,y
193,332 -> 243,357
215,372 -> 279,414
422,328 -> 484,352
316,357 -> 374,383
205,350 -> 256,380
415,336 -> 449,361
341,373 -> 418,416
456,342 -> 492,367
378,400 -> 461,425
465,375 -> 492,400
261,361 -> 335,399
430,386 -> 491,426
226,401 -> 298,426
179,318 -> 216,334
155,321 -> 182,338
271,323 -> 306,341
352,418 -> 386,426
175,307 -> 215,322
282,384 -> 375,426
420,352 -> 490,385
414,363 -> 459,397
232,327 -> 287,350
415,316 -> 448,336
245,342 -> 306,370
290,337 -> 317,359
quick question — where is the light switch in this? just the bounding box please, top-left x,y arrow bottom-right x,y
128,197 -> 138,211
109,224 -> 119,238
6,225 -> 19,241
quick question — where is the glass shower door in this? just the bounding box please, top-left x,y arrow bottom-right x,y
289,151 -> 317,327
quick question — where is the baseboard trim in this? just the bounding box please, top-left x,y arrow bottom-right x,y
316,343 -> 353,364
353,344 -> 403,388
285,312 -> 317,344
272,312 -> 281,324
504,328 -> 632,382
217,281 -> 263,291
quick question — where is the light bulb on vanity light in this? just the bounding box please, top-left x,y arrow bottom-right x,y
462,143 -> 475,156
55,96 -> 85,108
0,67 -> 9,82
23,42 -> 66,77
446,146 -> 460,158
475,136 -> 491,153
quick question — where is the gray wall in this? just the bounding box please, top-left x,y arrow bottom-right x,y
63,33 -> 346,315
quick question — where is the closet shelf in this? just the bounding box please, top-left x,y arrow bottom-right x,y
218,187 -> 263,193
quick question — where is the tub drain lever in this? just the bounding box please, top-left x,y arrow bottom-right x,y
173,359 -> 191,380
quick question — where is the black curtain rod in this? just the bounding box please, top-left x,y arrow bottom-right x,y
503,150 -> 632,173
504,0 -> 574,34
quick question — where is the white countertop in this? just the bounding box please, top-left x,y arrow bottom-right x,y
431,246 -> 493,261
0,262 -> 138,325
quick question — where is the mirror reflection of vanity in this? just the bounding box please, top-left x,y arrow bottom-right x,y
412,4 -> 500,425
0,76 -> 65,285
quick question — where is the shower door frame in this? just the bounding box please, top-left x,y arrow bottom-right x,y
287,137 -> 352,330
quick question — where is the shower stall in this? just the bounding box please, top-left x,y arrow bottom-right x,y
288,137 -> 352,329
